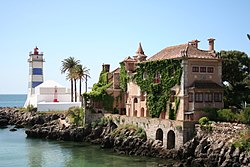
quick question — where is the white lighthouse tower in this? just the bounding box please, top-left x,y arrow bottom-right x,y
24,47 -> 45,107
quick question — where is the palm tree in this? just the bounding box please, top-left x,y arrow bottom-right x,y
84,72 -> 90,93
73,64 -> 90,100
61,57 -> 80,102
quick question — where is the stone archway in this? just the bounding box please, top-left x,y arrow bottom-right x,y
167,130 -> 175,149
155,128 -> 163,141
140,108 -> 145,117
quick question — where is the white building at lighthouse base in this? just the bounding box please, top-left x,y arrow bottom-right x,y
25,80 -> 81,111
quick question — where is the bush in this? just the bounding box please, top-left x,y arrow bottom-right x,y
232,130 -> 250,151
240,106 -> 250,124
26,104 -> 35,112
199,117 -> 209,125
202,108 -> 218,120
217,109 -> 236,122
66,107 -> 84,126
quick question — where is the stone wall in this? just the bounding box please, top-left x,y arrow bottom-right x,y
84,109 -> 103,125
104,114 -> 195,149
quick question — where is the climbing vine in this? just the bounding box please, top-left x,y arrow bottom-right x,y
83,70 -> 114,111
119,62 -> 129,92
134,59 -> 182,118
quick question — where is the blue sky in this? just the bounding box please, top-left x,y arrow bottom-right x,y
0,1 -> 250,94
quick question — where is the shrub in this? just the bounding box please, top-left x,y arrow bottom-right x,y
26,104 -> 35,112
241,106 -> 250,124
217,109 -> 236,122
199,117 -> 209,125
232,130 -> 250,151
66,107 -> 84,126
202,108 -> 219,120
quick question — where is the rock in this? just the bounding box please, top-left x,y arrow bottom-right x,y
14,124 -> 24,128
0,118 -> 8,127
9,128 -> 17,131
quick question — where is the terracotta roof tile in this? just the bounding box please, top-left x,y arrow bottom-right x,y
147,42 -> 218,62
111,67 -> 120,74
122,56 -> 136,62
189,81 -> 223,89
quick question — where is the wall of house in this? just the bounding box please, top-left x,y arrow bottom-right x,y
104,114 -> 195,149
187,59 -> 222,86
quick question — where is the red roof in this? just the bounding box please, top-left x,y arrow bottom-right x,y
147,43 -> 218,62
122,56 -> 136,62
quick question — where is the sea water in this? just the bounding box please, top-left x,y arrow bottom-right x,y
0,95 -> 172,167
0,127 -> 169,167
0,94 -> 27,108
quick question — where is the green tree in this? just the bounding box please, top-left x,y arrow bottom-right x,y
72,64 -> 90,101
61,57 -> 80,102
220,50 -> 250,108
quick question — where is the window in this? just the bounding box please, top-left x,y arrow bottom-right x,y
204,93 -> 213,102
188,92 -> 193,102
207,67 -> 214,73
192,66 -> 199,72
134,98 -> 138,103
200,67 -> 206,73
154,71 -> 161,83
195,93 -> 203,102
143,72 -> 147,80
170,91 -> 176,102
214,93 -> 222,102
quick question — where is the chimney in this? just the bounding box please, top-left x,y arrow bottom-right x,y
189,40 -> 200,48
102,64 -> 110,73
208,38 -> 215,51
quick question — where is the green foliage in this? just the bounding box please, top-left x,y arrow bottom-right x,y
199,117 -> 213,132
220,50 -> 250,108
217,109 -> 236,122
199,117 -> 210,125
119,62 -> 129,91
66,107 -> 84,126
203,107 -> 250,124
83,70 -> 114,111
111,124 -> 146,139
169,103 -> 175,120
232,130 -> 250,152
26,104 -> 35,112
240,106 -> 250,124
134,59 -> 182,118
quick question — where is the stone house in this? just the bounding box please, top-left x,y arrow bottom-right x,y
123,39 -> 224,121
88,64 -> 126,114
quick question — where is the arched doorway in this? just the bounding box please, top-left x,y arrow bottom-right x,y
133,110 -> 137,117
155,128 -> 163,141
167,130 -> 175,149
140,108 -> 145,117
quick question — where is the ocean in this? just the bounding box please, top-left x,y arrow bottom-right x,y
0,94 -> 170,167
0,94 -> 27,108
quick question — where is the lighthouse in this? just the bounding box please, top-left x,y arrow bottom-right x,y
24,47 -> 45,107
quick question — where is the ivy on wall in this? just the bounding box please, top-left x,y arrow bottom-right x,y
134,59 -> 182,118
83,70 -> 114,111
119,62 -> 129,92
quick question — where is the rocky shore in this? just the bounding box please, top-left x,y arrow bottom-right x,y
1,108 -> 250,167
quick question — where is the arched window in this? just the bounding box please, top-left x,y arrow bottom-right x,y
140,108 -> 145,117
134,98 -> 138,103
156,128 -> 163,141
154,71 -> 161,83
134,110 -> 138,117
167,130 -> 175,149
